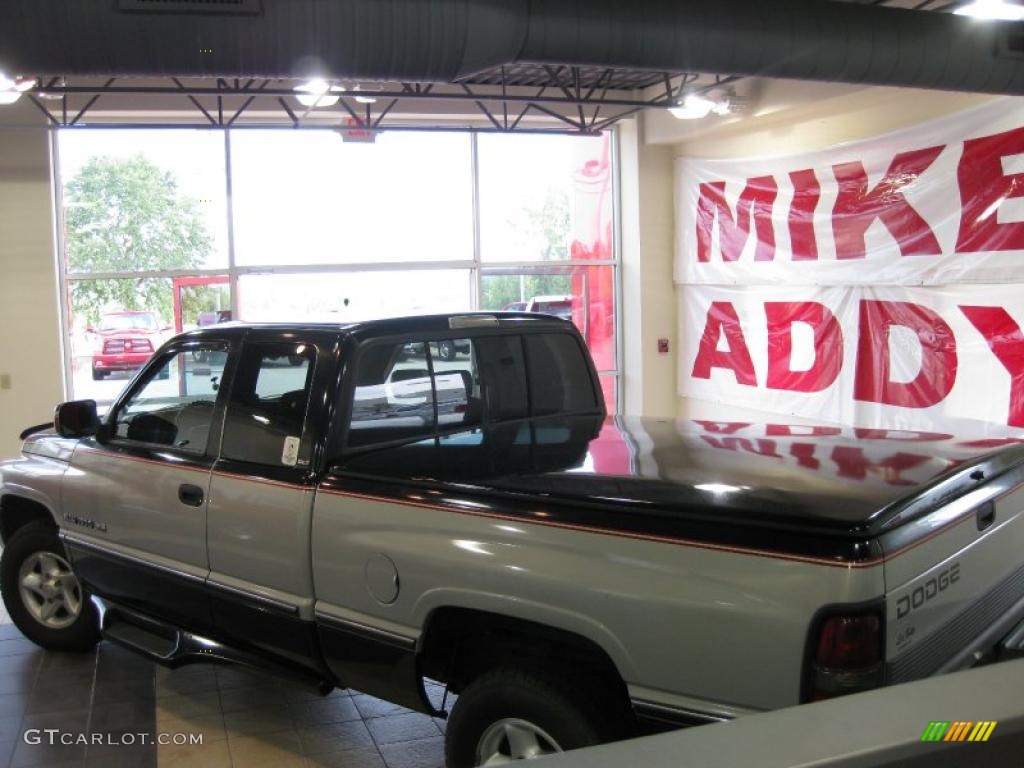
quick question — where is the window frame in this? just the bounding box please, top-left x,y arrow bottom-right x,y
102,338 -> 235,461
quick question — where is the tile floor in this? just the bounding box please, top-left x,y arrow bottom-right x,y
0,602 -> 449,768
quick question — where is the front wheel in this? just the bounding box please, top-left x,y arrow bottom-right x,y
0,522 -> 100,652
445,667 -> 612,768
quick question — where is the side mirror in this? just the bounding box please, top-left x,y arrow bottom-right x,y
53,400 -> 100,439
85,326 -> 95,334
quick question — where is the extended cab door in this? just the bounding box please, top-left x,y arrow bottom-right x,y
61,338 -> 233,632
205,332 -> 335,672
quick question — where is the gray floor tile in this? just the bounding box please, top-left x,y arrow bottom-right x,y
0,715 -> 23,743
366,714 -> 443,747
0,640 -> 40,659
0,671 -> 36,697
25,682 -> 93,715
86,699 -> 156,733
155,692 -> 222,723
10,737 -> 87,768
0,694 -> 29,720
377,736 -> 445,768
217,684 -> 290,715
296,719 -> 376,756
37,651 -> 95,683
19,709 -> 89,734
0,739 -> 14,768
154,670 -> 219,699
224,729 -> 303,765
83,741 -> 156,768
351,695 -> 412,721
91,677 -> 154,705
306,746 -> 388,768
290,696 -> 362,727
222,707 -> 294,738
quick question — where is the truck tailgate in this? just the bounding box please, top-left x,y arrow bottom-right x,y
883,461 -> 1024,684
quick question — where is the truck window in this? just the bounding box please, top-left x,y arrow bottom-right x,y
348,339 -> 484,448
221,342 -> 315,467
349,342 -> 436,447
429,338 -> 482,430
524,333 -> 598,416
112,345 -> 226,454
476,336 -> 529,422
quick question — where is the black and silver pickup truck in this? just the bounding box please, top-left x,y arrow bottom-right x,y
1,313 -> 1023,767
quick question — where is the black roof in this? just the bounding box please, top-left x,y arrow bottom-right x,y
176,312 -> 574,342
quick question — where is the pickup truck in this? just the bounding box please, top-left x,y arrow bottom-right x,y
2,313 -> 1023,767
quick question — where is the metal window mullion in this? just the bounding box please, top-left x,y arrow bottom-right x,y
232,261 -> 478,275
50,128 -> 74,400
470,130 -> 482,311
610,125 -> 624,414
224,129 -> 239,319
478,259 -> 616,270
65,268 -> 233,281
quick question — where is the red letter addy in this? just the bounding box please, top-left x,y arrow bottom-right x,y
691,301 -> 757,386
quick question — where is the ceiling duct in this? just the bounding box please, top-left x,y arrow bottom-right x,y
0,0 -> 1022,95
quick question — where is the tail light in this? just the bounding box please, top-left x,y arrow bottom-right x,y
805,610 -> 884,701
129,339 -> 153,352
103,339 -> 125,354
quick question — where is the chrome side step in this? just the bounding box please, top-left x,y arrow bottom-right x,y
100,600 -> 333,694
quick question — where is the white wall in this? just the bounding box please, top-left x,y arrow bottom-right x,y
0,102 -> 64,458
666,84 -> 1001,422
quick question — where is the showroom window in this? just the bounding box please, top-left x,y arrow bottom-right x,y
55,129 -> 620,412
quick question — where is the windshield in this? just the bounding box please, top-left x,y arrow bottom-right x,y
98,313 -> 158,332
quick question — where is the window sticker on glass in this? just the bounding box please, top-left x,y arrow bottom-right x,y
281,435 -> 300,467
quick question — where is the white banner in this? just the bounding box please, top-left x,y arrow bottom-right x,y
675,100 -> 1024,434
676,99 -> 1024,287
678,285 -> 1024,434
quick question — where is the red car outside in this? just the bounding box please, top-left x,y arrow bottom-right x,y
90,311 -> 167,380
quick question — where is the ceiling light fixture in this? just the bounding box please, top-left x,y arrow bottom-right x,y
0,73 -> 34,106
954,0 -> 1024,20
668,92 -> 732,120
294,78 -> 343,108
352,85 -> 377,104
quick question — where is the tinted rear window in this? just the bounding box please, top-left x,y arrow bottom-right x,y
476,336 -> 529,422
524,333 -> 597,416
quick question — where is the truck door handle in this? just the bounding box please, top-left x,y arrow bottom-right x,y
178,484 -> 205,507
977,501 -> 996,532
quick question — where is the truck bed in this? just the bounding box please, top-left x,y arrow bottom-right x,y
335,414 -> 1024,565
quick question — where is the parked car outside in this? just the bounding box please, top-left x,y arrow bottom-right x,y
89,311 -> 170,380
525,295 -> 574,321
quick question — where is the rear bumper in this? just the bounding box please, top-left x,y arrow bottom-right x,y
93,353 -> 151,371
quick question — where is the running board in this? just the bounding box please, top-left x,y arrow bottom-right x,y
100,601 -> 333,694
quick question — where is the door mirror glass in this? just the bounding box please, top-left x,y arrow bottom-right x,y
53,400 -> 99,438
